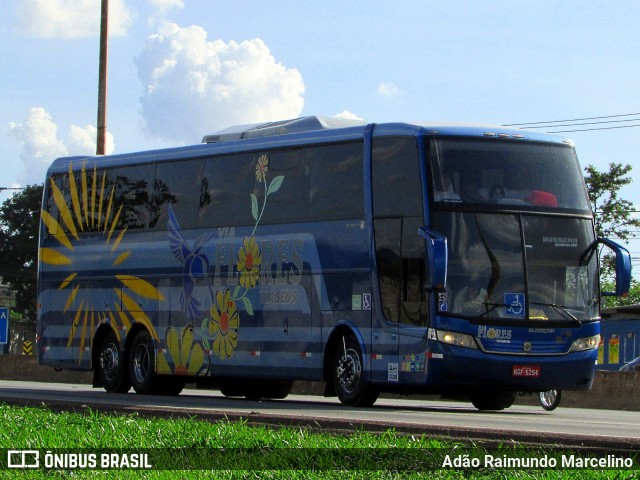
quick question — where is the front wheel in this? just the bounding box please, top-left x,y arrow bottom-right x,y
332,336 -> 379,407
538,390 -> 561,411
129,330 -> 158,394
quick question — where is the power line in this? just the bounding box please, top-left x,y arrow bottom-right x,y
505,112 -> 640,127
504,112 -> 640,133
547,124 -> 640,133
521,118 -> 640,129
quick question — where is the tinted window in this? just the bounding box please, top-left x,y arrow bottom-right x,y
429,138 -> 590,211
310,142 -> 363,219
253,142 -> 364,225
253,148 -> 309,225
199,153 -> 255,228
46,164 -> 153,235
372,136 -> 427,326
110,165 -> 155,230
372,137 -> 422,217
151,159 -> 204,230
433,211 -> 598,321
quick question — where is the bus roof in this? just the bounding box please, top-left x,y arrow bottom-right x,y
46,117 -> 574,174
201,116 -> 367,143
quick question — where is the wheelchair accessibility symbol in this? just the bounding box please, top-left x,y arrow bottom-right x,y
504,293 -> 525,317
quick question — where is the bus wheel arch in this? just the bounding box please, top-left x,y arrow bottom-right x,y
93,326 -> 131,393
324,325 -> 379,407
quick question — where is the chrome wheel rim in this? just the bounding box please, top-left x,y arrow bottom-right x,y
337,348 -> 361,394
132,343 -> 150,384
100,343 -> 119,381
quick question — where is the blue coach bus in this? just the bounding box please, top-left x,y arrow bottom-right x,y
36,116 -> 631,410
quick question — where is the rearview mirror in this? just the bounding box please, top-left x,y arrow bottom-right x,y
418,227 -> 448,291
580,237 -> 631,297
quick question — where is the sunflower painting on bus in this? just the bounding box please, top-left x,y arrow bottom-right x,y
39,162 -> 165,364
169,153 -> 284,361
157,325 -> 205,375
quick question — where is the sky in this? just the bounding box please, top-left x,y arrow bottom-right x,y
2,0 -> 640,265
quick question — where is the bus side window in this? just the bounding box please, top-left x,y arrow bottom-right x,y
152,159 -> 204,230
199,153 -> 254,229
372,137 -> 428,326
401,217 -> 428,325
44,175 -> 64,236
109,165 -> 154,230
252,148 -> 310,225
310,143 -> 364,221
374,218 -> 401,323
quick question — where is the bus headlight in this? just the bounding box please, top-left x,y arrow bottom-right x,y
569,334 -> 600,352
436,330 -> 478,349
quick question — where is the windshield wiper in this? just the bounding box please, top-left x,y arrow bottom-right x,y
531,302 -> 582,325
472,302 -> 582,325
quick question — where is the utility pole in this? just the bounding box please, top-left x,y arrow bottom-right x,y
96,0 -> 109,155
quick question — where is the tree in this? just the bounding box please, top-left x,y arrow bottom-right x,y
0,185 -> 43,321
584,163 -> 640,241
584,163 -> 640,307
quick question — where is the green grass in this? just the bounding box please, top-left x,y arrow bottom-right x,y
0,403 -> 636,479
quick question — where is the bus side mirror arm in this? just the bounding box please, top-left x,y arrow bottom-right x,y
419,227 -> 448,291
581,237 -> 631,297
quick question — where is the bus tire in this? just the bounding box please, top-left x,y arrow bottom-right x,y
470,391 -> 516,411
97,330 -> 131,393
262,380 -> 293,400
156,377 -> 186,396
129,329 -> 158,394
218,379 -> 293,400
332,336 -> 379,407
245,380 -> 293,400
538,389 -> 561,411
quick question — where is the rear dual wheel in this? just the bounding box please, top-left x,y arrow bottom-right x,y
97,329 -> 184,396
97,330 -> 131,393
129,329 -> 185,396
129,329 -> 156,394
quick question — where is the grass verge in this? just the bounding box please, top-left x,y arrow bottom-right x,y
0,403 -> 636,479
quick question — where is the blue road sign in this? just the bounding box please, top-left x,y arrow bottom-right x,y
0,307 -> 8,344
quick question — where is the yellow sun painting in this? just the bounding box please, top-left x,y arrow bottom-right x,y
40,161 -> 165,363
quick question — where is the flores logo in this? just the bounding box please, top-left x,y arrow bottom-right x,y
523,342 -> 532,352
477,325 -> 512,341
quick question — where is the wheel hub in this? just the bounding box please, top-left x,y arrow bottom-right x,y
337,349 -> 361,393
132,344 -> 150,384
100,344 -> 119,380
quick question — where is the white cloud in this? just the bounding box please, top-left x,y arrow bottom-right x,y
16,0 -> 132,38
8,108 -> 114,185
9,108 -> 67,184
135,22 -> 305,143
68,124 -> 115,156
333,110 -> 364,121
377,82 -> 400,97
150,0 -> 184,16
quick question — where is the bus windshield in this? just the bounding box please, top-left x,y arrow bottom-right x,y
427,138 -> 599,323
429,138 -> 590,211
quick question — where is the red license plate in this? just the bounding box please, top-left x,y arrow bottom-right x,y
512,365 -> 541,377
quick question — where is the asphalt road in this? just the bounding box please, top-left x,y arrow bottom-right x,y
1,380 -> 639,451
